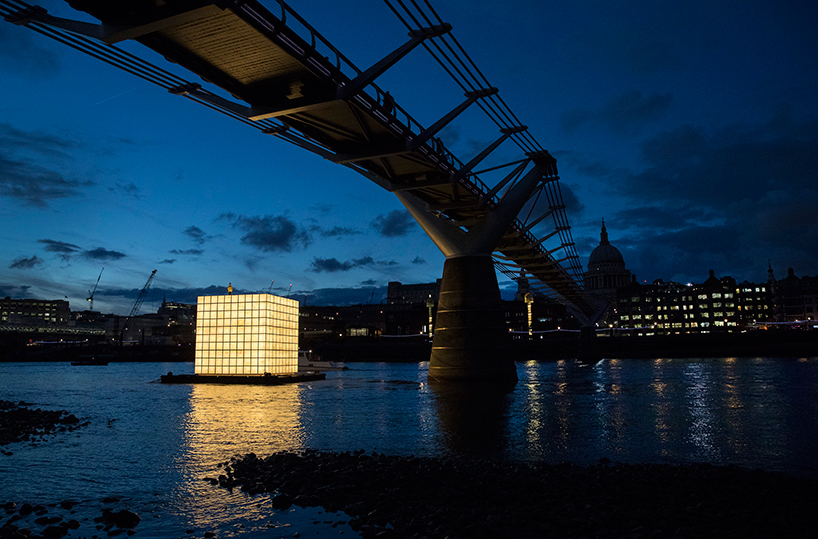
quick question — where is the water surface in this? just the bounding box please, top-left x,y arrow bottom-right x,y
1,357 -> 816,537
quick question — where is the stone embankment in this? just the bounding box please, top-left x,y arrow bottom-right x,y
0,400 -> 89,455
214,450 -> 818,539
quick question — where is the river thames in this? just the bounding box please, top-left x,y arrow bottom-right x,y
1,357 -> 817,537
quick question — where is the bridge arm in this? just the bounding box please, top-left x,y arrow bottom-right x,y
397,159 -> 550,257
337,23 -> 452,101
406,87 -> 498,151
448,126 -> 527,184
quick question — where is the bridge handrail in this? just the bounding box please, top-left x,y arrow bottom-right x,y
257,1 -> 430,146
255,2 -> 487,190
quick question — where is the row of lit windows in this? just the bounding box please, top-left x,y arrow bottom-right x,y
196,332 -> 297,341
197,304 -> 297,312
197,323 -> 296,330
656,303 -> 736,311
653,320 -> 738,329
198,294 -> 297,305
196,316 -> 298,327
196,342 -> 296,350
196,354 -> 296,362
197,309 -> 298,320
196,346 -> 297,354
196,315 -> 296,325
195,363 -> 297,374
196,350 -> 296,359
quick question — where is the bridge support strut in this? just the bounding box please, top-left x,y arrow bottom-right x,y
398,158 -> 553,382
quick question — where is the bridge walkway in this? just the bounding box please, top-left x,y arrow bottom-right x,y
2,0 -> 598,317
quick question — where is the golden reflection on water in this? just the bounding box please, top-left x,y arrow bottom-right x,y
174,382 -> 306,529
181,383 -> 306,463
520,361 -> 543,452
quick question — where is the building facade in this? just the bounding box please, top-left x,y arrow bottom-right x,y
1,298 -> 70,325
584,220 -> 631,301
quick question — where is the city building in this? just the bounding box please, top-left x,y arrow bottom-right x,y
769,267 -> 818,323
195,292 -> 299,375
158,298 -> 197,326
0,298 -> 70,325
582,221 -> 776,334
387,279 -> 442,304
584,220 -> 631,302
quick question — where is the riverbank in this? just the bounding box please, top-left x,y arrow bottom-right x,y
3,329 -> 816,363
308,330 -> 818,361
217,450 -> 818,538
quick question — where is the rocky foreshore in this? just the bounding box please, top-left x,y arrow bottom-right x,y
214,450 -> 817,539
0,400 -> 89,453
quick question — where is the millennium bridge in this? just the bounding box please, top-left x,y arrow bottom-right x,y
2,0 -> 605,381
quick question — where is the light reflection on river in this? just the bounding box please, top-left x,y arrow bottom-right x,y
1,357 -> 816,537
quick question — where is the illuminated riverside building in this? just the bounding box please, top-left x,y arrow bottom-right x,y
583,221 -> 775,334
195,293 -> 299,375
1,298 -> 69,325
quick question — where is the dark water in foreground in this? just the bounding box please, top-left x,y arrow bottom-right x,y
1,358 -> 817,537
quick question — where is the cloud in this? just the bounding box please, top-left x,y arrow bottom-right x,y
0,284 -> 32,298
108,181 -> 140,199
170,249 -> 204,256
38,239 -> 81,262
0,154 -> 94,208
370,210 -> 415,237
411,256 -> 426,265
38,239 -> 82,254
0,124 -> 93,207
319,226 -> 361,238
580,111 -> 818,283
184,225 -> 211,245
304,286 -> 382,306
158,259 -> 176,265
561,91 -> 673,135
309,256 -> 375,273
9,255 -> 44,270
82,248 -> 127,261
220,213 -> 311,252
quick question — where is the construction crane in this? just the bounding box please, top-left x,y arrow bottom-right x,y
120,269 -> 157,345
86,266 -> 104,311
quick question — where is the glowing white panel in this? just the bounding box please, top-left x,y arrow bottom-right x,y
194,293 -> 298,375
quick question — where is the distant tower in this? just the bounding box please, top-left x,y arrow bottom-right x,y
514,269 -> 530,301
585,219 -> 630,301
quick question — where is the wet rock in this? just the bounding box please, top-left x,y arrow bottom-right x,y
272,494 -> 292,510
42,525 -> 67,538
96,509 -> 140,529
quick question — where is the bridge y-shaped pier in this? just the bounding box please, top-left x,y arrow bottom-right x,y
2,0 -> 602,381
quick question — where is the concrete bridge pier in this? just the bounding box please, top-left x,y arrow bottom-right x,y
430,254 -> 515,382
398,158 -> 553,383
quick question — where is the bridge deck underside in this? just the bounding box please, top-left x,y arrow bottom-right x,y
66,0 -> 592,312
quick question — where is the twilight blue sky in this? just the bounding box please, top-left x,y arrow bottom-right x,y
1,0 -> 817,314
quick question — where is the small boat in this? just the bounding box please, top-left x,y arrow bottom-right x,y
298,350 -> 347,372
71,354 -> 112,366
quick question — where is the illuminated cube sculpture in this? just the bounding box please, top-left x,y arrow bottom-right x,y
195,293 -> 299,375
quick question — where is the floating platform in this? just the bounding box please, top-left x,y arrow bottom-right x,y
160,372 -> 325,385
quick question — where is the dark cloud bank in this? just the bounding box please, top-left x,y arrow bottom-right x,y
574,109 -> 818,282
